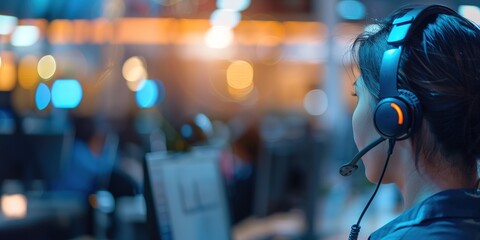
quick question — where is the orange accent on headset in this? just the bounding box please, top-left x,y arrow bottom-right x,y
390,103 -> 404,125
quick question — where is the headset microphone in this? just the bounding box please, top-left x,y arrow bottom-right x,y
339,137 -> 386,176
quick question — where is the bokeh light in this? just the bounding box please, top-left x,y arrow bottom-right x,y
194,113 -> 213,136
210,9 -> 241,28
136,79 -> 165,108
127,80 -> 147,92
122,56 -> 147,83
72,20 -> 92,44
124,65 -> 147,83
35,83 -> 51,110
18,55 -> 39,89
336,0 -> 366,21
37,55 -> 57,80
217,0 -> 250,11
47,19 -> 73,44
1,194 -> 27,219
51,79 -> 83,108
459,5 -> 480,25
204,26 -> 233,49
11,25 -> 40,47
91,19 -> 114,44
0,52 -> 16,91
228,83 -> 254,100
181,124 -> 193,139
303,89 -> 328,116
227,60 -> 254,90
0,15 -> 18,35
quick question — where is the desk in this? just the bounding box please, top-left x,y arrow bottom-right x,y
114,195 -> 306,240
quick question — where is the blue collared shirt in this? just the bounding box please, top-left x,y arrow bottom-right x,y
369,189 -> 480,240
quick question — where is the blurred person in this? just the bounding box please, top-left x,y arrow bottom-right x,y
52,116 -> 142,237
348,4 -> 480,239
179,113 -> 260,223
52,116 -> 114,198
228,122 -> 260,223
48,116 -> 115,236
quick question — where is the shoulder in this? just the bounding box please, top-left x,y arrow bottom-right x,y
370,189 -> 480,239
378,218 -> 480,240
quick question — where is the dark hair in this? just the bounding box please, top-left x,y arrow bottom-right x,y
352,7 -> 480,177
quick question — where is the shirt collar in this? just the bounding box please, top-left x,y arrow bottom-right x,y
370,188 -> 480,239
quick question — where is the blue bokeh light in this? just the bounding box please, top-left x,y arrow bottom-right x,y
11,26 -> 40,47
210,9 -> 241,28
336,0 -> 366,20
217,0 -> 250,12
194,113 -> 213,136
35,83 -> 51,110
51,79 -> 83,108
136,79 -> 165,108
181,124 -> 193,139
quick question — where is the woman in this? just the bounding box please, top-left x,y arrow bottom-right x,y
350,4 -> 480,239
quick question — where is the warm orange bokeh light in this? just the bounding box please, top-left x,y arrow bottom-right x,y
1,194 -> 27,219
91,19 -> 114,44
227,60 -> 254,90
18,55 -> 39,89
48,19 -> 73,44
0,51 -> 17,91
116,18 -> 177,44
72,20 -> 91,44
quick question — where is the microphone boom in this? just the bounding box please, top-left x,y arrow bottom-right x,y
339,137 -> 386,176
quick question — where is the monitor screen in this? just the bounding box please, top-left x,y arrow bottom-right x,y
0,132 -> 73,188
144,150 -> 231,240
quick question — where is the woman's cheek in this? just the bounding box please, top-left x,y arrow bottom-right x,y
352,98 -> 372,150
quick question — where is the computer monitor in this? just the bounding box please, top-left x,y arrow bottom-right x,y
144,149 -> 231,240
0,132 -> 73,189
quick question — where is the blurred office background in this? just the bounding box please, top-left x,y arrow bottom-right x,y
0,0 -> 478,239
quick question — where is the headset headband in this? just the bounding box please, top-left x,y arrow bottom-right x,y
379,5 -> 457,99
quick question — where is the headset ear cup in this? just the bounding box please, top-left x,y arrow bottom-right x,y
374,90 -> 422,140
398,89 -> 423,134
374,98 -> 411,139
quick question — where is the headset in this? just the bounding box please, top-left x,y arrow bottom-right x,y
374,5 -> 459,139
340,5 -> 460,177
342,5 -> 461,240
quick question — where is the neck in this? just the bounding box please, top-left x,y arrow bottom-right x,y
397,169 -> 439,209
395,156 -> 474,210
